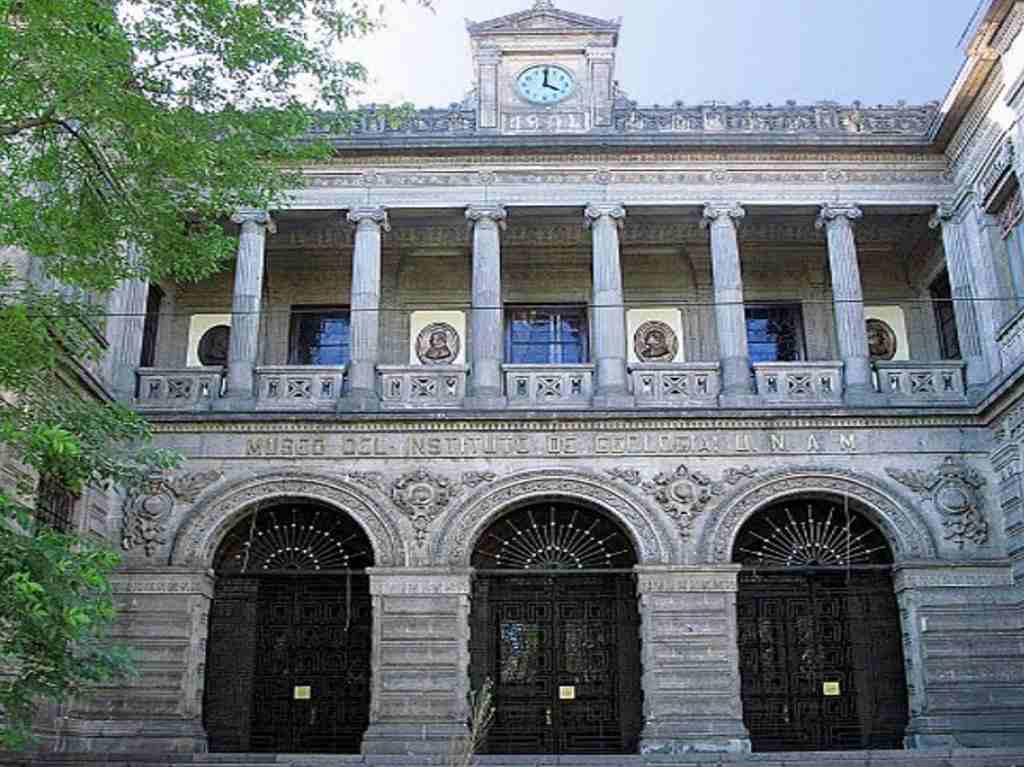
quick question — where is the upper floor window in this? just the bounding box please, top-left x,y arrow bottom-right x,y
930,270 -> 961,361
999,185 -> 1024,310
35,476 -> 76,534
506,306 -> 588,364
745,304 -> 806,362
139,284 -> 164,368
289,306 -> 350,366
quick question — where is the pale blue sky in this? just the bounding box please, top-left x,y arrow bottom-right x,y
346,0 -> 982,108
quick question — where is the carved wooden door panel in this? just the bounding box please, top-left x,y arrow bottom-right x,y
474,574 -> 641,755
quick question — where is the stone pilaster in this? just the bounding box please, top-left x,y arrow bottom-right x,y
361,568 -> 472,756
48,568 -> 213,753
965,202 -> 1009,379
466,205 -> 507,409
585,203 -> 632,407
226,210 -> 274,399
702,203 -> 754,402
895,561 -> 1024,748
636,566 -> 750,755
816,203 -> 873,401
345,206 -> 389,411
930,204 -> 990,392
103,244 -> 148,401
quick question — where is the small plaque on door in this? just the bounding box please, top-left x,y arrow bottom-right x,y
822,682 -> 841,697
294,685 -> 312,700
559,686 -> 576,701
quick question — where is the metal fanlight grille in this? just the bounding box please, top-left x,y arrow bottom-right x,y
733,500 -> 893,568
472,503 -> 638,570
214,504 -> 373,573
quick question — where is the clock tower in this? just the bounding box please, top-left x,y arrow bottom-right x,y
466,0 -> 621,134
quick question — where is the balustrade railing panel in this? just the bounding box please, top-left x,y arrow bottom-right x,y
630,363 -> 721,407
997,308 -> 1024,374
875,361 -> 967,403
378,366 -> 467,409
135,367 -> 224,409
504,364 -> 594,408
754,362 -> 844,404
255,366 -> 346,407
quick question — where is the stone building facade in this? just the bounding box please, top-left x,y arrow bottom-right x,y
29,0 -> 1024,759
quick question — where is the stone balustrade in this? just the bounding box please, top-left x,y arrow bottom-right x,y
754,361 -> 844,404
504,364 -> 594,408
135,367 -> 224,409
875,361 -> 967,403
378,365 -> 468,409
630,363 -> 721,407
997,307 -> 1024,374
254,366 -> 346,406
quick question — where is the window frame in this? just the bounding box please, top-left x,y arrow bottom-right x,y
504,304 -> 590,365
744,302 -> 807,363
929,269 -> 961,361
35,476 -> 77,534
287,304 -> 352,366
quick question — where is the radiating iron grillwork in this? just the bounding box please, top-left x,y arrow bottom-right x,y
214,504 -> 373,573
732,500 -> 893,568
471,504 -> 638,570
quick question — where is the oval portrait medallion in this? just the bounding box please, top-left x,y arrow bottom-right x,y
198,325 -> 231,366
866,318 -> 897,361
633,320 -> 679,362
416,322 -> 460,365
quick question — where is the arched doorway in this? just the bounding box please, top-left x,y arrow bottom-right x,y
733,498 -> 909,752
469,502 -> 643,755
203,503 -> 374,753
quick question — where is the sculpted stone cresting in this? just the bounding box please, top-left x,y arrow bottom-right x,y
886,457 -> 990,548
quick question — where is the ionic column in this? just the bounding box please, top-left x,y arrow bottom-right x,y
226,210 -> 274,399
816,203 -> 873,399
466,205 -> 507,409
702,203 -> 754,399
585,203 -> 632,407
104,244 -> 148,401
929,204 -> 990,390
346,206 -> 389,411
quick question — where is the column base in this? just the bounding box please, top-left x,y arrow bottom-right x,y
464,394 -> 508,410
39,717 -> 208,753
361,722 -> 470,756
593,388 -> 635,408
339,390 -> 380,412
844,384 -> 883,406
640,728 -> 751,756
719,393 -> 762,408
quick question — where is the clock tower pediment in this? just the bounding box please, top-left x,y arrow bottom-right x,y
467,1 -> 620,135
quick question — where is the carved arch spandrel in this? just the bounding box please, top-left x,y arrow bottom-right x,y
696,466 -> 938,564
169,472 -> 405,568
432,468 -> 680,567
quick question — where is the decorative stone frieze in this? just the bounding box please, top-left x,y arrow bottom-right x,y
122,470 -> 224,556
605,463 -> 757,538
886,457 -> 990,548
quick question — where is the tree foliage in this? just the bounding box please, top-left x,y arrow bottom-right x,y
0,0 -> 430,746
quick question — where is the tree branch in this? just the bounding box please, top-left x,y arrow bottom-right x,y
0,113 -> 57,137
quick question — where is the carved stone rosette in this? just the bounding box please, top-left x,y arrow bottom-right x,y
886,458 -> 989,548
122,470 -> 223,556
391,469 -> 498,546
607,464 -> 757,538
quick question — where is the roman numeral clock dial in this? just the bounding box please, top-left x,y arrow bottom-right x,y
516,65 -> 575,105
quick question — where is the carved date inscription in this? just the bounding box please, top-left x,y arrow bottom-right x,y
242,431 -> 861,459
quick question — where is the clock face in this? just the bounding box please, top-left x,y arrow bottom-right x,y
516,65 -> 575,105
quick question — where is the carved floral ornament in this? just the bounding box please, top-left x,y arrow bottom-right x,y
391,469 -> 498,546
122,470 -> 223,556
605,463 -> 757,539
886,458 -> 990,548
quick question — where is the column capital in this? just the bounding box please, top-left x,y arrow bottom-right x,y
929,203 -> 957,230
701,202 -> 745,229
347,206 -> 391,232
815,202 -> 863,230
466,204 -> 508,230
584,203 -> 626,229
231,209 -> 275,233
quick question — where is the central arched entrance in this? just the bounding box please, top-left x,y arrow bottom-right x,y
203,502 -> 374,753
733,497 -> 909,752
469,501 -> 643,755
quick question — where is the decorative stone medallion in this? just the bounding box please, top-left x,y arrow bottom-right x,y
866,318 -> 897,361
886,457 -> 989,548
633,320 -> 679,362
122,470 -> 224,556
197,325 -> 230,366
391,469 -> 495,546
416,322 -> 460,365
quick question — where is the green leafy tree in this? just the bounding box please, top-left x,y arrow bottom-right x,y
0,0 -> 430,746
